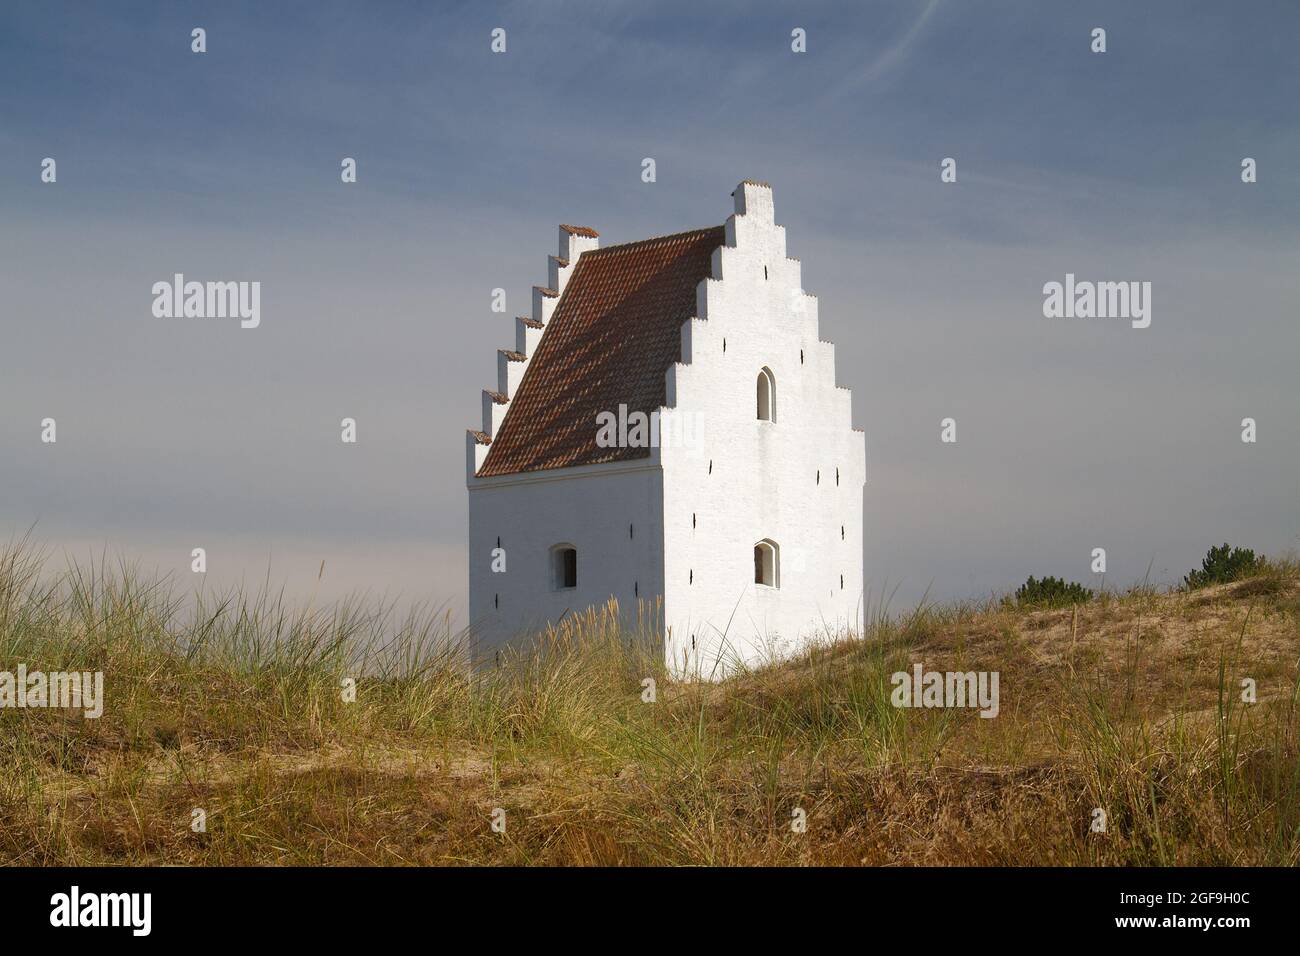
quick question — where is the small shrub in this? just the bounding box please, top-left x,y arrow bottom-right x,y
1184,544 -> 1262,590
1014,576 -> 1093,609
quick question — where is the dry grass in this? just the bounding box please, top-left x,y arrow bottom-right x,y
1,543 -> 1298,866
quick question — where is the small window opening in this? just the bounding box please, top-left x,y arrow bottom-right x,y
692,513 -> 697,528
757,367 -> 776,421
754,539 -> 779,588
800,349 -> 804,364
836,467 -> 840,486
494,593 -> 499,609
551,546 -> 577,590
763,265 -> 768,280
723,338 -> 727,352
816,470 -> 820,485
629,523 -> 634,539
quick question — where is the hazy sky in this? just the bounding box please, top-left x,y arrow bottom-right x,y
2,1 -> 1297,621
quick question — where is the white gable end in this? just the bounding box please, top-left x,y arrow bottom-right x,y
659,182 -> 864,675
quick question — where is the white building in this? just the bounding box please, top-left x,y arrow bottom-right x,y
466,181 -> 864,677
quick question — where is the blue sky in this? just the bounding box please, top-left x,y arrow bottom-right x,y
2,1 -> 1297,617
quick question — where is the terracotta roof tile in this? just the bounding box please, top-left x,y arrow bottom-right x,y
479,226 -> 725,477
499,349 -> 527,362
468,430 -> 492,444
485,390 -> 509,404
559,224 -> 599,238
518,316 -> 543,329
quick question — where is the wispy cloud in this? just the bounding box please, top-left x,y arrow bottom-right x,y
823,0 -> 943,99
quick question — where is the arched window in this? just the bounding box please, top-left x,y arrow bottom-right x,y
756,367 -> 775,421
753,539 -> 779,588
550,544 -> 577,590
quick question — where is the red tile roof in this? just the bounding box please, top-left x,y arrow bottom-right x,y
478,226 -> 725,477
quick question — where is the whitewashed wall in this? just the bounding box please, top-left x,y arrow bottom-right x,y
466,460 -> 665,664
659,182 -> 865,677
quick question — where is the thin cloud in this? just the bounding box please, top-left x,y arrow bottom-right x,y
822,0 -> 943,100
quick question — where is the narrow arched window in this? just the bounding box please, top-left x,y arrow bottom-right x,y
753,539 -> 779,588
551,544 -> 577,590
756,367 -> 775,421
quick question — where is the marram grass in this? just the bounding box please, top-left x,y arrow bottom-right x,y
1,543 -> 1298,866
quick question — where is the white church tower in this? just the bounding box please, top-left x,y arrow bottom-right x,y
466,181 -> 864,677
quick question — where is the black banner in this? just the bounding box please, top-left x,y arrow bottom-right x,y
1,867 -> 1273,942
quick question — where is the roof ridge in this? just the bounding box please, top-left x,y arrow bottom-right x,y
587,225 -> 723,256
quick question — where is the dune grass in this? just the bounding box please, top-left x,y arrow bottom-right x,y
1,542 -> 1298,866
